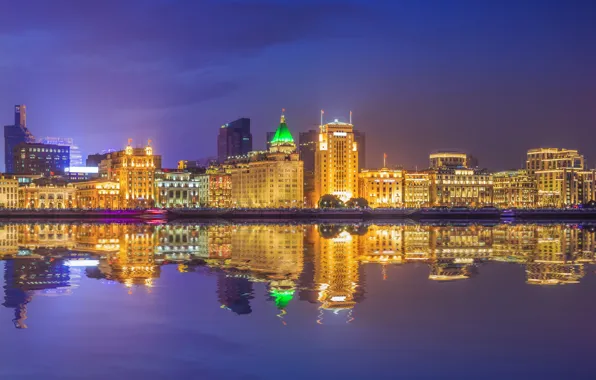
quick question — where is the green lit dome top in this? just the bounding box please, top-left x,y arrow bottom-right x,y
270,112 -> 295,146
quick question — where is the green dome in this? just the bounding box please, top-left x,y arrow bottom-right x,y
270,113 -> 295,146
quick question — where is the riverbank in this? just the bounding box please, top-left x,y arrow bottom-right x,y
1,208 -> 596,220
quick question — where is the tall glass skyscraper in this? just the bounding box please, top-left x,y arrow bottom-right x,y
217,118 -> 252,163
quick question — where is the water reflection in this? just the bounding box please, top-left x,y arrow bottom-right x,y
1,222 -> 595,328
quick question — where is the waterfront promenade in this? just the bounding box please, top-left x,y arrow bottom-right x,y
1,207 -> 596,220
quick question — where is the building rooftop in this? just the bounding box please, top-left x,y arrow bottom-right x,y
269,112 -> 295,146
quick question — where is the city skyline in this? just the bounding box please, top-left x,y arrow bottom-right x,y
1,1 -> 594,170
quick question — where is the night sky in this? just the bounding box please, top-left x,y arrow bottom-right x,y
1,0 -> 595,170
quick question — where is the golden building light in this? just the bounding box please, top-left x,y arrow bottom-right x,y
315,114 -> 359,203
99,139 -> 162,208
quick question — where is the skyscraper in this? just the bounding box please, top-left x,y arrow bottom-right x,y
217,118 -> 252,163
353,130 -> 366,169
315,118 -> 359,203
39,137 -> 83,167
4,105 -> 35,173
299,129 -> 318,207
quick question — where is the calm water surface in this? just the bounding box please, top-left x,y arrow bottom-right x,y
0,221 -> 595,380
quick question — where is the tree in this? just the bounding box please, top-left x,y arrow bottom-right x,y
346,197 -> 369,209
318,194 -> 344,208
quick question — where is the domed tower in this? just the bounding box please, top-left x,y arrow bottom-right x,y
269,109 -> 296,155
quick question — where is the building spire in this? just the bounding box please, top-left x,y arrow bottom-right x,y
321,109 -> 324,126
383,153 -> 387,168
350,110 -> 352,124
281,108 -> 286,123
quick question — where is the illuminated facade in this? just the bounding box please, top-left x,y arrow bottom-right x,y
229,113 -> 303,208
430,168 -> 493,207
196,167 -> 232,208
19,183 -> 76,209
0,176 -> 19,208
0,224 -> 18,256
99,139 -> 162,208
38,137 -> 83,167
526,148 -> 590,207
493,170 -> 537,208
403,171 -> 431,207
429,151 -> 468,169
315,118 -> 359,203
155,171 -> 199,208
359,168 -> 404,207
74,180 -> 121,209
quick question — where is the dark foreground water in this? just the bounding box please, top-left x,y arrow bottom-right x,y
0,222 -> 595,380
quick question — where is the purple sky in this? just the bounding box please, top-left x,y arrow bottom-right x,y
1,0 -> 595,170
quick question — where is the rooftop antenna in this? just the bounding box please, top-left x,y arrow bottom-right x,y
383,153 -> 387,168
350,110 -> 352,124
281,108 -> 286,123
320,109 -> 324,126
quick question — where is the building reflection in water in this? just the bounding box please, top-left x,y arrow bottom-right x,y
1,222 -> 596,328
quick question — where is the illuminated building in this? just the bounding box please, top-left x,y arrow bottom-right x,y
359,166 -> 404,208
526,148 -> 589,207
38,137 -> 83,167
19,182 -> 76,209
493,170 -> 537,208
155,171 -> 200,208
196,167 -> 232,208
75,179 -> 121,209
229,112 -> 303,208
99,139 -> 161,208
403,171 -> 431,207
217,118 -> 252,163
298,129 -> 318,207
430,168 -> 493,207
0,176 -> 19,208
13,142 -> 70,175
429,151 -> 468,169
207,225 -> 232,259
4,105 -> 35,173
314,117 -> 359,203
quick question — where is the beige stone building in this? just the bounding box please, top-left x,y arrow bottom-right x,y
75,180 -> 121,209
359,168 -> 404,207
493,170 -> 537,208
196,167 -> 232,208
315,118 -> 359,203
403,171 -> 431,207
430,168 -> 493,207
0,176 -> 19,208
525,148 -> 592,207
19,183 -> 76,209
100,139 -> 162,208
229,113 -> 303,208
